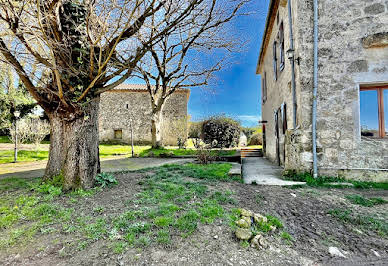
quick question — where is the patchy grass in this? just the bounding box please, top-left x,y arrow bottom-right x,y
159,163 -> 240,183
139,147 -> 237,158
328,208 -> 388,237
0,194 -> 73,249
284,171 -> 388,190
1,163 -> 238,251
0,177 -> 33,191
345,194 -> 387,207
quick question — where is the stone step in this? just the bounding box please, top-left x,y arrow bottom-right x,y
240,148 -> 263,158
240,149 -> 262,152
241,153 -> 263,158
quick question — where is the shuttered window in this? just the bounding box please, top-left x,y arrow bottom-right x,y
262,72 -> 267,103
279,22 -> 285,71
273,42 -> 277,81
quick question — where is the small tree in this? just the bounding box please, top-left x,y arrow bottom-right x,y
134,0 -> 248,148
188,122 -> 202,149
9,117 -> 50,147
9,118 -> 31,145
202,116 -> 240,148
29,118 -> 50,147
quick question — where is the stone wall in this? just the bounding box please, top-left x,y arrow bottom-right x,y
258,0 -> 388,181
99,89 -> 189,146
258,0 -> 300,165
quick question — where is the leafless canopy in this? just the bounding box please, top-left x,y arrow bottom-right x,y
134,0 -> 249,110
0,0 -> 205,117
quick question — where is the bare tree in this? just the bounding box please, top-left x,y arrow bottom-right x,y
134,0 -> 248,148
0,0 -> 208,189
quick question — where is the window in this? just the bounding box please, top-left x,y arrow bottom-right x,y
273,42 -> 277,81
114,129 -> 123,139
360,85 -> 388,138
262,72 -> 267,103
282,103 -> 287,134
279,22 -> 285,71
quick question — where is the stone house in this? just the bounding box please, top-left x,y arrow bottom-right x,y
256,0 -> 388,181
99,84 -> 190,145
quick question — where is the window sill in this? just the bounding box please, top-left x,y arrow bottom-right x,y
361,136 -> 388,142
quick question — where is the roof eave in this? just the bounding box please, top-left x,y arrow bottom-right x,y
256,0 -> 278,75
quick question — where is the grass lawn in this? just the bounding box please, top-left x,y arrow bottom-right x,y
139,147 -> 237,157
0,136 -> 11,143
0,150 -> 49,164
0,144 -> 237,164
0,145 -> 151,164
99,145 -> 151,158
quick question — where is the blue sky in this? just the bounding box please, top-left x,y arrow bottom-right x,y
188,0 -> 269,127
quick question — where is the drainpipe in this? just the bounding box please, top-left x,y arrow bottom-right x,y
288,0 -> 297,129
312,0 -> 319,178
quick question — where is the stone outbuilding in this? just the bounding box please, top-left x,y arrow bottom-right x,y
99,84 -> 190,145
257,0 -> 388,181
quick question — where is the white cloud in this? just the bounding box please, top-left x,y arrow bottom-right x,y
236,115 -> 262,127
237,115 -> 261,122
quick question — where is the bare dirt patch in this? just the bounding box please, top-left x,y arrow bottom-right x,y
1,165 -> 387,265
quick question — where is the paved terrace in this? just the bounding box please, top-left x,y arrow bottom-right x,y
242,157 -> 305,186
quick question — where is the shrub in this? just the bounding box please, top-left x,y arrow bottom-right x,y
189,122 -> 202,149
95,173 -> 118,188
196,148 -> 214,164
177,137 -> 186,149
201,116 -> 240,148
248,133 -> 263,146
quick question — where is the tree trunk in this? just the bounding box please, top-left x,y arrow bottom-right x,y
151,108 -> 163,148
44,98 -> 101,190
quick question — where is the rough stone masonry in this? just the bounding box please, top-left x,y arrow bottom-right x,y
99,84 -> 190,146
257,0 -> 388,181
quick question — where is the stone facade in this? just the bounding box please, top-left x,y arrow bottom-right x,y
99,84 -> 190,146
257,0 -> 388,181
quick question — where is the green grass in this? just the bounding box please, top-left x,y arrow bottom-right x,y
0,163 -> 237,250
0,194 -> 73,248
99,144 -> 150,158
284,171 -> 388,190
139,147 -> 237,158
345,194 -> 387,207
160,163 -> 240,183
328,208 -> 388,237
0,150 -> 49,164
0,136 -> 11,143
0,145 -> 150,164
0,177 -> 33,191
0,142 -> 237,164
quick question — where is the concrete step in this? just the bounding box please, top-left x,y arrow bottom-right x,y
240,148 -> 263,158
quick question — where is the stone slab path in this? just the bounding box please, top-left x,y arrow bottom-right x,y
0,157 -> 194,180
242,157 -> 306,186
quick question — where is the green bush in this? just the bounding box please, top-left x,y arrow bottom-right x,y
201,116 -> 240,148
248,133 -> 262,146
95,173 -> 118,188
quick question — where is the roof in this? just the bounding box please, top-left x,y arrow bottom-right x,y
109,83 -> 190,93
106,83 -> 191,100
256,0 -> 279,74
